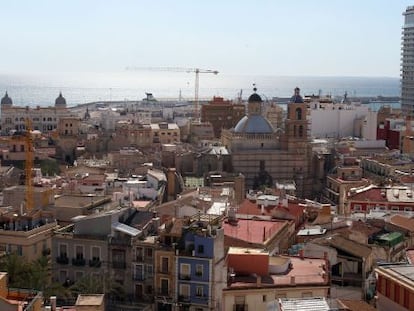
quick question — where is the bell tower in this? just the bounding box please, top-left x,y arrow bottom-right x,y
285,87 -> 309,151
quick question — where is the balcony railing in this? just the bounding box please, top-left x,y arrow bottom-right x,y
89,259 -> 102,268
133,274 -> 145,281
56,255 -> 69,265
72,258 -> 86,266
178,295 -> 191,302
157,289 -> 171,297
233,304 -> 248,311
179,274 -> 191,280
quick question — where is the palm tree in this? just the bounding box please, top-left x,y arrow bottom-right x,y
70,273 -> 125,301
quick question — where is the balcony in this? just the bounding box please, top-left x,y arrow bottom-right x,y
89,259 -> 102,268
157,289 -> 171,297
179,274 -> 191,281
178,295 -> 190,303
133,274 -> 145,281
158,268 -> 169,274
112,261 -> 126,269
233,304 -> 248,311
56,255 -> 69,265
72,257 -> 86,266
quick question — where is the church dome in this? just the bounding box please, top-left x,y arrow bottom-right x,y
290,87 -> 304,103
1,92 -> 12,106
55,92 -> 67,107
248,93 -> 263,103
234,115 -> 274,134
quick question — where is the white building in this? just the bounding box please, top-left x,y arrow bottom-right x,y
0,92 -> 72,135
307,95 -> 371,138
402,6 -> 414,116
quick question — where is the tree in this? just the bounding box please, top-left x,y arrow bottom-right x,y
70,274 -> 125,301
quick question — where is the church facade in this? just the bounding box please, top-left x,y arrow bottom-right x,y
221,88 -> 313,198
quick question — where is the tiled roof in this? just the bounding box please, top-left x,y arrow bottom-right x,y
223,218 -> 289,245
349,187 -> 387,202
314,235 -> 372,258
227,256 -> 327,289
389,214 -> 414,232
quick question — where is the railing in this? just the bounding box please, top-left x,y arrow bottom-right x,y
72,258 -> 86,266
158,268 -> 169,274
89,259 -> 102,268
156,290 -> 171,297
179,274 -> 191,280
56,256 -> 69,265
178,295 -> 190,302
132,274 -> 145,281
233,304 -> 248,311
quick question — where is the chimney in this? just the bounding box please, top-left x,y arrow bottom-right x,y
50,296 -> 57,311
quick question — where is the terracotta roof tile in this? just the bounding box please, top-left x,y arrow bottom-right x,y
224,219 -> 289,245
390,214 -> 414,232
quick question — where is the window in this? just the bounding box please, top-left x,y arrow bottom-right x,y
353,204 -> 362,211
161,257 -> 169,273
91,246 -> 100,261
196,286 -> 203,297
16,245 -> 22,256
262,295 -> 267,302
146,264 -> 153,277
160,278 -> 169,295
134,264 -> 144,281
196,264 -> 203,277
295,107 -> 302,120
180,263 -> 190,279
75,245 -> 84,259
198,244 -> 204,254
180,284 -> 190,298
136,247 -> 144,261
59,244 -> 67,257
146,248 -> 153,258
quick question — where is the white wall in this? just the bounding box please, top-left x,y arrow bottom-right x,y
310,106 -> 370,138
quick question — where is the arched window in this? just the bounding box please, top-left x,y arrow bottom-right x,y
295,108 -> 302,120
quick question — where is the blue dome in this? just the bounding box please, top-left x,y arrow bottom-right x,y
234,115 -> 274,134
1,92 -> 12,106
55,92 -> 67,107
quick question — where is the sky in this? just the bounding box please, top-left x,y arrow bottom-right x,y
0,0 -> 413,77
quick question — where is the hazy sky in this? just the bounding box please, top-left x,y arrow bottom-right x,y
1,0 -> 412,77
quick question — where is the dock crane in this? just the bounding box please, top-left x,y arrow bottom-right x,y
126,66 -> 219,122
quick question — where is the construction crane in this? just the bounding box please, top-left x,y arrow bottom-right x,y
126,66 -> 219,122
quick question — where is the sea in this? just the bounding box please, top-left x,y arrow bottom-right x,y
0,72 -> 401,110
